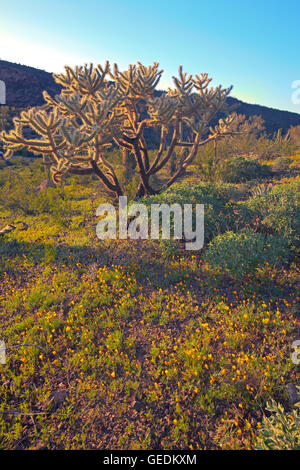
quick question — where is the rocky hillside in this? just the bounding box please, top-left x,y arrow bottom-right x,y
0,59 -> 61,108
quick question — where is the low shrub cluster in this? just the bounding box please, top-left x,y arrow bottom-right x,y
271,156 -> 292,173
216,156 -> 272,183
142,181 -> 299,277
245,181 -> 300,252
141,183 -> 254,244
203,230 -> 289,279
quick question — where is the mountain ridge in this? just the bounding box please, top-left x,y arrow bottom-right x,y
1,59 -> 300,135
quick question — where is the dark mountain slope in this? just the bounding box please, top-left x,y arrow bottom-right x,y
226,97 -> 300,135
0,59 -> 61,108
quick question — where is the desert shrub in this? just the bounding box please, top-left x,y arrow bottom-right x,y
31,188 -> 72,226
289,159 -> 300,171
0,180 -> 32,214
0,161 -> 46,213
0,174 -> 72,226
203,230 -> 289,279
216,156 -> 271,183
140,183 -> 254,244
271,156 -> 292,173
245,181 -> 300,251
43,244 -> 57,264
254,398 -> 300,450
250,182 -> 273,199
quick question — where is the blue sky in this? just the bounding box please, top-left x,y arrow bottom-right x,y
1,0 -> 300,112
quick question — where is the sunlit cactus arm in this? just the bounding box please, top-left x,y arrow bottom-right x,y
53,62 -> 110,97
163,114 -> 239,189
147,66 -> 234,182
1,113 -> 62,160
148,95 -> 178,126
93,137 -> 121,188
148,120 -> 180,175
208,114 -> 238,140
164,133 -> 202,188
145,126 -> 168,176
109,62 -> 163,100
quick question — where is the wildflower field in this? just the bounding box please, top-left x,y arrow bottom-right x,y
0,156 -> 299,450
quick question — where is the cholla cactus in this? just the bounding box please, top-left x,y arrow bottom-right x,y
1,62 -> 236,198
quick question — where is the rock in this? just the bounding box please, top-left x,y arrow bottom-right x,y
48,389 -> 68,409
286,383 -> 299,404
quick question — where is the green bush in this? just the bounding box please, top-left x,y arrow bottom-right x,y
216,156 -> 271,183
245,181 -> 300,251
289,159 -> 300,171
141,183 -> 254,244
0,170 -> 72,226
203,230 -> 289,279
271,156 -> 292,173
254,398 -> 300,450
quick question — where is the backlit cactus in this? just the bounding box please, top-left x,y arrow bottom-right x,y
1,62 -> 236,198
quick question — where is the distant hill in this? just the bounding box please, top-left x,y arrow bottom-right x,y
226,97 -> 300,135
0,60 -> 61,108
1,59 -> 300,135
